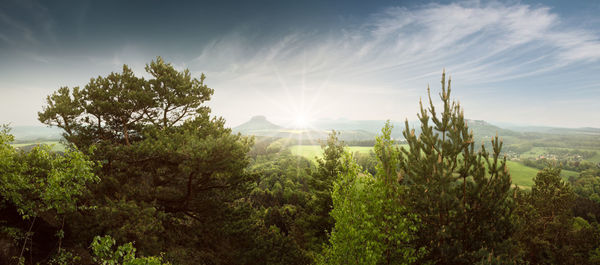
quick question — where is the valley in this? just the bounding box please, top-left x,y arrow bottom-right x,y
234,115 -> 600,188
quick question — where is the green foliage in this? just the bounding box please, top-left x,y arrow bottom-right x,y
90,235 -> 170,265
321,122 -> 421,265
247,150 -> 317,263
309,132 -> 346,252
590,246 -> 600,264
1,129 -> 96,210
0,126 -> 98,263
399,72 -> 515,264
48,249 -> 81,265
145,57 -> 213,129
37,86 -> 84,137
321,153 -> 382,265
522,158 -> 597,172
571,169 -> 600,203
353,150 -> 378,175
513,167 -> 600,264
246,133 -> 360,263
315,131 -> 345,186
35,58 -> 262,264
290,145 -> 579,189
531,168 -> 575,212
0,142 -> 97,218
38,56 -> 214,148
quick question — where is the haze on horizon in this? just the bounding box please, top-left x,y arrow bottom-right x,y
0,0 -> 599,129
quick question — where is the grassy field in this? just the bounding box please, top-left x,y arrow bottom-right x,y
505,161 -> 576,187
289,145 -> 581,188
289,145 -> 375,161
505,161 -> 578,188
11,141 -> 66,152
289,144 -> 411,161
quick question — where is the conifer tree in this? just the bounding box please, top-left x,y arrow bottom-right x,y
399,71 -> 515,264
36,57 -> 255,264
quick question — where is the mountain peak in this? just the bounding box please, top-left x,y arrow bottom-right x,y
233,116 -> 281,133
250,115 -> 268,121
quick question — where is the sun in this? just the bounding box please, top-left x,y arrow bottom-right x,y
293,113 -> 310,129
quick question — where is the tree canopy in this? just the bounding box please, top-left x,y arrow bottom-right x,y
35,57 -> 258,264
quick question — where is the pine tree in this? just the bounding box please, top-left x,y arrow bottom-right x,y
399,71 -> 515,264
36,57 -> 255,264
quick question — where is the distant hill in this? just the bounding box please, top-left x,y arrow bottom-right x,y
310,119 -> 413,139
233,116 -> 378,142
466,120 -> 520,138
311,119 -> 392,133
233,116 -> 281,134
232,116 -> 529,142
500,125 -> 600,135
8,126 -> 63,143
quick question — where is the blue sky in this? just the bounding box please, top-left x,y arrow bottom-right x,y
0,0 -> 599,128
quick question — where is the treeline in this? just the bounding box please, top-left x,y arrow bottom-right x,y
527,134 -> 600,149
546,148 -> 597,159
503,142 -> 534,154
523,158 -> 598,172
570,169 -> 600,203
1,61 -> 600,264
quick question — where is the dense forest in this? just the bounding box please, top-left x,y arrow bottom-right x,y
2,58 -> 600,264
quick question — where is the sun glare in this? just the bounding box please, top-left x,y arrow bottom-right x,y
294,113 -> 310,129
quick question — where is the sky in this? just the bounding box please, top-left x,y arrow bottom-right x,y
0,0 -> 599,128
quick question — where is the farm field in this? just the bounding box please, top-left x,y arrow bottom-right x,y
289,145 -> 375,161
289,145 -> 581,188
290,144 -> 410,161
505,161 -> 578,188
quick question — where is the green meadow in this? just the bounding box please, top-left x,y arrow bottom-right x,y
505,160 -> 578,188
290,145 -> 375,161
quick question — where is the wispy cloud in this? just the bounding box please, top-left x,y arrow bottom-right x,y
185,1 -> 600,127
1,1 -> 598,127
197,2 -> 600,81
